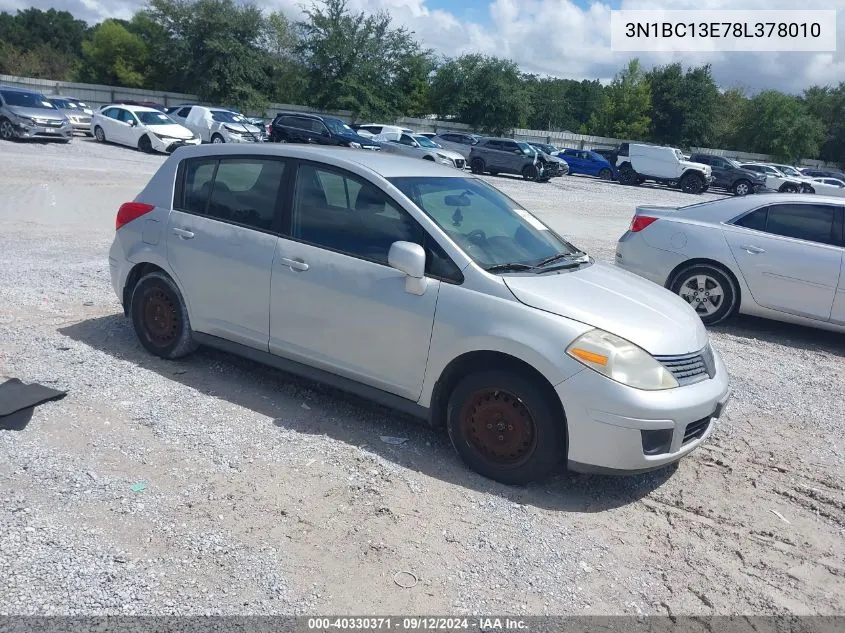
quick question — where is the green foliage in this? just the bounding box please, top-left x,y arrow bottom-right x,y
78,20 -> 148,87
804,84 -> 845,166
588,59 -> 651,140
430,54 -> 530,135
711,88 -> 748,150
0,8 -> 87,79
647,63 -> 718,147
742,90 -> 825,162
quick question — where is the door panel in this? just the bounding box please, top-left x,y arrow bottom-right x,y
830,257 -> 845,325
723,204 -> 842,321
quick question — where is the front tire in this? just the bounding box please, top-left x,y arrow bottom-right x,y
470,158 -> 485,174
0,117 -> 17,141
138,135 -> 153,153
94,126 -> 106,143
780,183 -> 798,193
211,133 -> 225,144
732,179 -> 752,196
680,172 -> 704,194
130,272 -> 197,359
670,264 -> 738,325
618,164 -> 637,186
522,164 -> 539,181
447,370 -> 565,485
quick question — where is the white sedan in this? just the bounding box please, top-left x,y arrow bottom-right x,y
91,105 -> 200,154
810,177 -> 845,198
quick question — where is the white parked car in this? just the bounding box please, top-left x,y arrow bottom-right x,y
616,194 -> 845,331
92,105 -> 199,154
810,177 -> 845,197
739,163 -> 807,193
769,164 -> 818,193
167,104 -> 264,144
355,123 -> 415,139
616,143 -> 713,194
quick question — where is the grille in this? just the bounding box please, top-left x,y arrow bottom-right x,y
39,119 -> 63,128
654,346 -> 714,386
683,417 -> 710,444
455,159 -> 465,169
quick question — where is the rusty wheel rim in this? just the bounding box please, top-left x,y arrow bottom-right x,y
459,388 -> 537,468
142,289 -> 179,347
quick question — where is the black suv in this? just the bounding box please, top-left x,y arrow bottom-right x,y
469,137 -> 549,181
269,112 -> 379,149
689,153 -> 768,196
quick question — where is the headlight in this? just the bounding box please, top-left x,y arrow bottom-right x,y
349,142 -> 362,149
566,329 -> 679,390
14,114 -> 33,123
436,153 -> 452,163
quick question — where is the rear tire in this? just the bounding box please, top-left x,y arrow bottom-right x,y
470,158 -> 485,174
130,272 -> 197,359
618,164 -> 637,186
670,264 -> 738,325
598,168 -> 612,180
446,370 -> 565,485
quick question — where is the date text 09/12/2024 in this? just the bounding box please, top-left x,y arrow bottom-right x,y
307,617 -> 527,630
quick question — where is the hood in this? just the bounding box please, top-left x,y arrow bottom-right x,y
737,167 -> 767,181
147,123 -> 194,139
7,105 -> 66,121
222,122 -> 262,134
680,159 -> 711,176
502,262 -> 708,356
339,131 -> 379,146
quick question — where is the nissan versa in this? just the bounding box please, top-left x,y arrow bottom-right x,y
109,145 -> 731,484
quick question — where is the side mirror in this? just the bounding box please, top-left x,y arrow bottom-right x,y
388,241 -> 428,295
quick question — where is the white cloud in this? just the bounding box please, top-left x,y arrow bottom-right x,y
2,0 -> 843,93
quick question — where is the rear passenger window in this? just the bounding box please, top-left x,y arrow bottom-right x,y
735,208 -> 768,231
179,158 -> 285,231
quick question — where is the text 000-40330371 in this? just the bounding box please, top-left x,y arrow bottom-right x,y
609,9 -> 837,52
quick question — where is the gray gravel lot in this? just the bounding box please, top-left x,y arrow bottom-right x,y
1,138 -> 843,616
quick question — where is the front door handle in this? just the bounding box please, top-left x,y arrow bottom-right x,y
279,257 -> 309,272
741,244 -> 765,254
172,227 -> 195,239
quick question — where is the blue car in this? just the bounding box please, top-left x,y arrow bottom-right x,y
558,148 -> 616,180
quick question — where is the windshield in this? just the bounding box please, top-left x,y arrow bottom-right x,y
1,90 -> 55,109
69,99 -> 89,108
324,117 -> 353,135
211,110 -> 245,124
517,142 -> 534,155
726,158 -> 741,168
777,165 -> 801,177
137,111 -> 176,125
414,135 -> 439,148
50,99 -> 78,110
388,176 -> 580,270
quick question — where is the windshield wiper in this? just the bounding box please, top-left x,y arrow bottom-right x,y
484,262 -> 537,273
535,251 -> 587,267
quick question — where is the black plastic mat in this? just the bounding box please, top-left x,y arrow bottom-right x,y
0,378 -> 66,418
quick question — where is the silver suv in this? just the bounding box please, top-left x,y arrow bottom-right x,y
0,86 -> 73,142
469,137 -> 548,181
110,145 -> 730,484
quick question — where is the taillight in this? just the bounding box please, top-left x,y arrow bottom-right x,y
116,202 -> 155,230
630,215 -> 658,233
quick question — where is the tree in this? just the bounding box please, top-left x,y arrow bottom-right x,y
78,20 -> 148,87
647,63 -> 718,147
804,84 -> 845,166
261,11 -> 307,104
297,0 -> 430,119
742,91 -> 825,162
525,77 -> 576,131
0,8 -> 88,79
588,59 -> 651,140
711,88 -> 749,150
144,0 -> 271,110
430,54 -> 530,134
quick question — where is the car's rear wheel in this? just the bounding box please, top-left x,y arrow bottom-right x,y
470,158 -> 485,174
522,164 -> 539,181
94,126 -> 106,143
598,168 -> 612,180
0,118 -> 16,141
618,164 -> 637,185
680,172 -> 704,194
447,370 -> 564,485
732,179 -> 752,196
211,133 -> 225,144
670,264 -> 737,325
130,272 -> 197,359
138,135 -> 153,153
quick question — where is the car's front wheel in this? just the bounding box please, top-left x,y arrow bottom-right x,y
522,164 -> 539,181
138,135 -> 153,153
0,118 -> 17,141
447,370 -> 565,485
211,133 -> 225,144
680,172 -> 704,194
670,264 -> 738,325
94,126 -> 106,143
732,179 -> 752,196
470,158 -> 485,174
130,271 -> 197,359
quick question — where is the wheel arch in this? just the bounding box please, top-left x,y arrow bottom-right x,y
122,261 -> 192,320
428,350 -> 567,443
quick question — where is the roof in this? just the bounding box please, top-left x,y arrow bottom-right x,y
677,193 -> 844,220
275,111 -> 342,121
0,85 -> 40,94
111,104 -> 164,114
170,144 -> 469,179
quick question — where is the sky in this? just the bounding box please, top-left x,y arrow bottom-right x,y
1,0 -> 843,94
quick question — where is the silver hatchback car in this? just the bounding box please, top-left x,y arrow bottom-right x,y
110,145 -> 730,484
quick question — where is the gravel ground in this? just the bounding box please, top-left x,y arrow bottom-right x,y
1,137 -> 844,616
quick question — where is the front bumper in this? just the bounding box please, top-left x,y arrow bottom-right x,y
12,120 -> 73,140
150,136 -> 201,154
558,349 -> 731,473
67,118 -> 92,133
225,132 -> 263,143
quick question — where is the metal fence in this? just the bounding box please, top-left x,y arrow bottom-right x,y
1,73 -> 836,167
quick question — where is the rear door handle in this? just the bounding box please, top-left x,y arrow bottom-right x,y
172,227 -> 194,239
279,257 -> 309,272
741,244 -> 765,254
